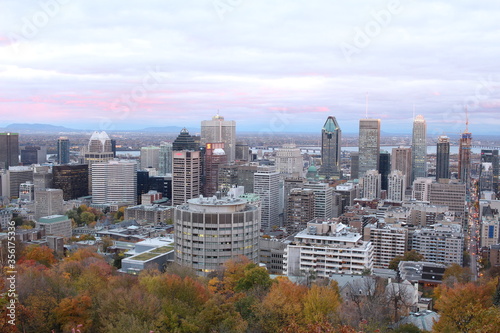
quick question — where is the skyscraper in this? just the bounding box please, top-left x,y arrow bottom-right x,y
276,144 -> 303,177
158,142 -> 173,175
458,120 -> 472,185
254,166 -> 280,230
52,165 -> 89,200
92,160 -> 137,205
172,150 -> 201,206
358,119 -> 380,177
83,131 -> 115,193
379,151 -> 391,191
172,128 -> 199,151
411,115 -> 427,181
391,147 -> 412,187
436,135 -> 450,181
361,169 -> 381,200
57,137 -> 70,164
481,150 -> 499,193
387,170 -> 406,201
201,113 -> 236,163
0,132 -> 19,169
203,142 -> 226,197
140,146 -> 160,170
320,116 -> 342,179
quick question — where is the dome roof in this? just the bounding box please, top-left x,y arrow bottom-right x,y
213,148 -> 226,155
308,165 -> 317,172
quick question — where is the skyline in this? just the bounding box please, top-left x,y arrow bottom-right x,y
1,1 -> 500,134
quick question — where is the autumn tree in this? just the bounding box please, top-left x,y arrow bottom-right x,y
303,281 -> 341,325
442,263 -> 472,286
433,280 -> 498,332
18,245 -> 57,267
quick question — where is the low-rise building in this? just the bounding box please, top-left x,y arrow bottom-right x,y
36,215 -> 72,238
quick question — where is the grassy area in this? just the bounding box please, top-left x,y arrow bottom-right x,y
151,246 -> 174,254
130,246 -> 174,261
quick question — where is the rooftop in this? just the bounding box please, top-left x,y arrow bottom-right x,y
38,215 -> 70,224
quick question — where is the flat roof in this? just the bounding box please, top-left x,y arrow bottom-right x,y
38,215 -> 69,224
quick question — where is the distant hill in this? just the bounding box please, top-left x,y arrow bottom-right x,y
3,123 -> 79,132
141,126 -> 200,133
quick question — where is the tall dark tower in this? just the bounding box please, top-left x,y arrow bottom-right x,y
173,128 -> 199,151
57,137 -> 70,164
458,108 -> 472,185
436,135 -> 450,181
379,151 -> 391,191
0,132 -> 19,169
320,116 -> 342,179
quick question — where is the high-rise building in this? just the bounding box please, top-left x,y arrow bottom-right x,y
7,166 -> 33,198
429,179 -> 466,217
412,177 -> 433,201
137,170 -> 150,204
218,164 -> 238,195
254,166 -> 280,229
57,137 -> 70,164
52,165 -> 89,200
33,165 -> 53,190
411,224 -> 464,266
361,169 -> 381,200
83,131 -> 115,193
203,143 -> 227,197
140,146 -> 160,170
35,188 -> 64,220
320,116 -> 342,179
172,150 -> 201,206
458,119 -> 472,185
304,182 -> 334,219
0,132 -> 19,169
388,170 -> 406,202
91,161 -> 137,205
20,145 -> 46,165
201,113 -> 236,163
275,144 -> 303,177
350,152 -> 359,180
285,188 -> 315,234
235,142 -> 250,162
237,164 -> 258,193
158,142 -> 173,175
411,115 -> 427,181
391,147 -> 412,187
481,150 -> 499,193
436,135 -> 450,181
358,119 -> 380,177
379,151 -> 391,191
173,128 -> 199,151
365,224 -> 407,269
174,195 -> 260,276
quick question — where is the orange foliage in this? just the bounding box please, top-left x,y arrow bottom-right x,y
18,245 -> 57,267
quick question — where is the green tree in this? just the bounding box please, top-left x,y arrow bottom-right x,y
80,211 -> 96,225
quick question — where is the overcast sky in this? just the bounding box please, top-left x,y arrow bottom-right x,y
1,0 -> 499,135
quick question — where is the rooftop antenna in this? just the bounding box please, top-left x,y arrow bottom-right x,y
365,92 -> 368,118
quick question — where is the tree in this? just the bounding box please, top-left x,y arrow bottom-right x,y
80,211 -> 96,225
18,245 -> 57,267
389,250 -> 424,270
442,263 -> 471,285
54,295 -> 93,332
303,281 -> 341,324
433,280 -> 497,332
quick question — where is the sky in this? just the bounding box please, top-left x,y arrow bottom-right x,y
1,0 -> 500,135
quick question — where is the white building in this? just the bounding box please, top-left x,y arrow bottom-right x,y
174,195 -> 260,276
411,224 -> 464,266
254,166 -> 280,229
388,170 -> 406,202
480,215 -> 500,248
140,146 -> 160,170
284,220 -> 374,277
412,177 -> 433,201
364,223 -> 408,269
362,169 -> 381,200
304,182 -> 334,219
35,188 -> 64,220
158,142 -> 173,175
275,144 -> 303,177
91,160 -> 137,205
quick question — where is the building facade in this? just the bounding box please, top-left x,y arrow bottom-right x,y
0,132 -> 19,169
201,113 -> 236,163
320,116 -> 342,179
254,166 -> 280,229
436,135 -> 450,181
358,119 -> 381,177
411,115 -> 427,181
91,161 -> 137,205
174,196 -> 260,276
172,150 -> 201,206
